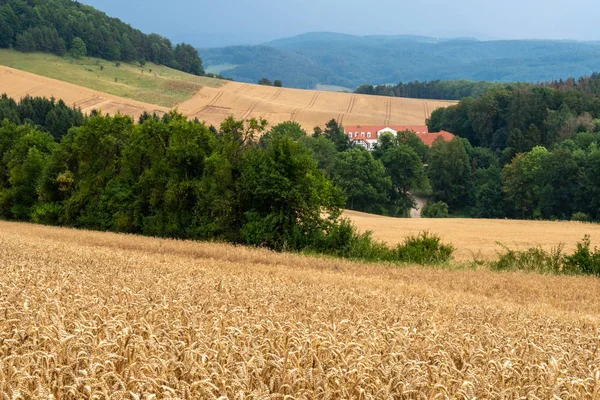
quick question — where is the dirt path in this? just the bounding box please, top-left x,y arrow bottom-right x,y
410,195 -> 426,218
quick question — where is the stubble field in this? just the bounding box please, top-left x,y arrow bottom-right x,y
2,220 -> 600,398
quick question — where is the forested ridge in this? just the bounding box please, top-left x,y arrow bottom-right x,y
201,33 -> 600,90
0,0 -> 204,75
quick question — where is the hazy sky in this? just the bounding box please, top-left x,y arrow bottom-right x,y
82,0 -> 599,47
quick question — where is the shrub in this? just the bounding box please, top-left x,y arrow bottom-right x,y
491,244 -> 563,274
307,219 -> 453,265
572,212 -> 591,222
115,62 -> 121,67
491,235 -> 600,276
563,235 -> 600,276
395,231 -> 454,264
422,201 -> 449,218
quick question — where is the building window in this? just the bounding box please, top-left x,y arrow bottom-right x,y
348,133 -> 352,138
361,132 -> 365,137
367,132 -> 371,138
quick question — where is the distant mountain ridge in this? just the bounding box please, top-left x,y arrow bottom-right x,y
199,32 -> 600,90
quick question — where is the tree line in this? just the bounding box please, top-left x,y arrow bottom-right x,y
0,0 -> 204,75
0,97 -> 453,263
355,80 -> 503,100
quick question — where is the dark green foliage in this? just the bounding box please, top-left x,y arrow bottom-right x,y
356,80 -> 501,100
274,80 -> 283,87
332,148 -> 391,214
0,94 -> 84,141
258,78 -> 272,86
0,0 -> 204,75
429,83 -> 600,151
427,137 -> 472,209
572,212 -> 591,222
492,235 -> 600,276
421,201 -> 449,218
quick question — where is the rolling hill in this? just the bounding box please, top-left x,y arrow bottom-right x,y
0,51 -> 456,129
200,32 -> 600,89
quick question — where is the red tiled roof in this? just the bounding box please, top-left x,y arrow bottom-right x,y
419,130 -> 455,147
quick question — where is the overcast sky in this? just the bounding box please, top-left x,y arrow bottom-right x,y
82,0 -> 599,47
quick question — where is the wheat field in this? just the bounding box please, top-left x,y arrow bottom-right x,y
0,60 -> 456,131
345,210 -> 600,261
2,220 -> 600,398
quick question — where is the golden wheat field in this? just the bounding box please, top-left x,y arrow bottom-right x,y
2,220 -> 600,398
0,64 -> 455,131
345,210 -> 600,261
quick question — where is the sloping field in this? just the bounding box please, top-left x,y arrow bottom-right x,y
0,50 -> 456,130
0,50 -> 224,107
177,81 -> 456,130
345,210 -> 600,261
2,221 -> 600,397
0,65 -> 168,120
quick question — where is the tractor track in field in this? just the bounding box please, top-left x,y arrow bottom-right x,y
15,83 -> 46,98
242,100 -> 261,119
345,95 -> 357,114
291,108 -> 301,122
385,98 -> 392,125
271,88 -> 283,101
306,92 -> 321,109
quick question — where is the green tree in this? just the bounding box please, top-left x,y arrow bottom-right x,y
273,80 -> 283,87
0,124 -> 57,220
332,148 -> 391,214
258,78 -> 272,86
323,119 -> 350,152
381,144 -> 427,217
238,134 -> 344,250
427,137 -> 472,210
501,146 -> 549,219
70,37 -> 87,59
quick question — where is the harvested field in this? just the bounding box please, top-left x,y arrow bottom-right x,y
2,220 -> 600,398
345,210 -> 600,261
0,51 -> 457,130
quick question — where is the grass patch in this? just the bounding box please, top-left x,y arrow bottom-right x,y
0,49 -> 225,107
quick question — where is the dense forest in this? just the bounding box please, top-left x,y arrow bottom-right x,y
201,32 -> 600,90
0,0 -> 204,75
355,80 -> 503,100
425,74 -> 600,220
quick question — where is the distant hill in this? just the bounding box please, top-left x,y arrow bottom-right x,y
199,32 -> 600,89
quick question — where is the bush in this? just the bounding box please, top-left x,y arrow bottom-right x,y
395,231 -> 454,264
572,212 -> 591,222
307,220 -> 454,265
491,235 -> 600,276
422,201 -> 449,218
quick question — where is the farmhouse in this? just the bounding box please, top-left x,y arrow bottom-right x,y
343,125 -> 454,149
